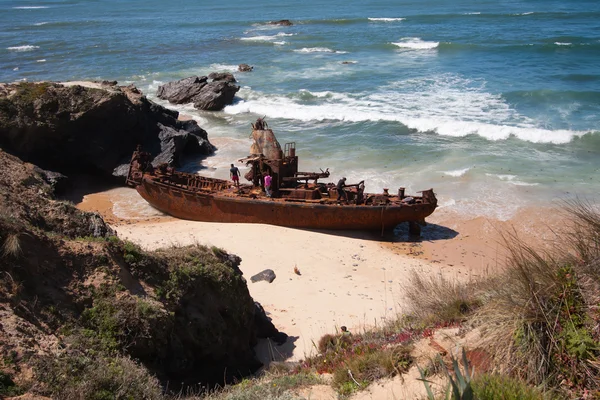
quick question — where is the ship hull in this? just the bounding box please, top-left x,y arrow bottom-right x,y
136,178 -> 436,231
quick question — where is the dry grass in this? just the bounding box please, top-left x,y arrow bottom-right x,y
402,270 -> 485,327
194,371 -> 321,400
1,233 -> 21,258
471,200 -> 600,396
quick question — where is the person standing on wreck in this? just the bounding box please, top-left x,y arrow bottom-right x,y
337,177 -> 348,203
264,171 -> 272,197
230,164 -> 240,188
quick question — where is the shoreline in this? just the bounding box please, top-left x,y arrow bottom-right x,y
76,187 -> 565,363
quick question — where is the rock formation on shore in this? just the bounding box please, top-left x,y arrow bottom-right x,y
0,149 -> 286,398
0,81 -> 214,180
157,73 -> 240,111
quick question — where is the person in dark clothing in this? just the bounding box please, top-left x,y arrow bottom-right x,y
230,163 -> 240,188
337,177 -> 347,202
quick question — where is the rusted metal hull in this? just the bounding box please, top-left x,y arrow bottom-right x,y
136,178 -> 436,231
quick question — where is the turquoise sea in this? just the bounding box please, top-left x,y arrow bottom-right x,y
2,0 -> 600,219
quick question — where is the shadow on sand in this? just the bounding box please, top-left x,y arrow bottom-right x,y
254,335 -> 299,369
300,222 -> 459,243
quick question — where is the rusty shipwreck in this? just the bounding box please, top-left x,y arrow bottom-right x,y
126,118 -> 437,234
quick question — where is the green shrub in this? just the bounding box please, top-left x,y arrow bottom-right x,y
317,332 -> 353,354
35,350 -> 162,400
81,294 -> 169,354
332,345 -> 412,396
472,201 -> 600,395
0,371 -> 23,397
205,372 -> 321,400
472,374 -> 549,400
13,82 -> 52,103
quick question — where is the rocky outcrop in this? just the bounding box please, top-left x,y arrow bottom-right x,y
156,73 -> 240,111
0,81 -> 214,179
0,149 -> 113,238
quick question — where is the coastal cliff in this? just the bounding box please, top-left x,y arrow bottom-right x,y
0,81 -> 214,180
0,149 -> 273,398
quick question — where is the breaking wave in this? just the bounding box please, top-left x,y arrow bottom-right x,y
368,17 -> 406,22
294,47 -> 348,54
392,38 -> 439,50
442,168 -> 471,177
7,45 -> 40,52
224,76 -> 590,145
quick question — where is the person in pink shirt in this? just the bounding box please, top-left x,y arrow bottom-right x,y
264,171 -> 272,197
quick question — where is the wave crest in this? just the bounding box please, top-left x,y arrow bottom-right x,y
392,38 -> 439,50
7,45 -> 40,52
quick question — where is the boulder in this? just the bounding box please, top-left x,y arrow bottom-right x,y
269,19 -> 293,26
155,76 -> 208,104
157,74 -> 240,111
238,64 -> 254,72
0,81 -> 215,179
250,269 -> 276,283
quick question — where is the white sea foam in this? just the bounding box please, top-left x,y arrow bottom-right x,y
240,32 -> 294,42
294,47 -> 347,54
443,168 -> 470,177
224,74 -> 585,145
514,12 -> 534,16
13,6 -> 48,9
7,45 -> 39,52
486,173 -> 539,186
36,59 -> 46,62
494,174 -> 517,181
555,42 -> 572,46
368,17 -> 406,22
392,38 -> 439,50
34,22 -> 48,26
465,12 -> 481,15
209,64 -> 239,72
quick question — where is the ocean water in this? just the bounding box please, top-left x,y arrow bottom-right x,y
2,0 -> 600,220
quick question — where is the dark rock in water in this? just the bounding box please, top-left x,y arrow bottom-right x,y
0,81 -> 215,179
238,64 -> 254,72
269,19 -> 293,26
208,72 -> 237,83
156,76 -> 208,104
254,302 -> 288,345
251,269 -> 276,283
193,81 -> 239,111
157,74 -> 240,111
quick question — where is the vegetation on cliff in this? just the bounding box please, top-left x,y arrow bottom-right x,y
292,200 -> 599,399
0,149 -> 264,399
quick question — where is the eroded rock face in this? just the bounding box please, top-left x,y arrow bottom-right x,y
156,74 -> 240,111
0,149 -> 114,238
0,81 -> 214,178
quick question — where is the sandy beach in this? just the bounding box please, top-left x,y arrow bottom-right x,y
77,186 -> 564,365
